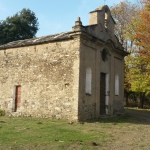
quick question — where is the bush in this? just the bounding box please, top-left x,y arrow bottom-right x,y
0,109 -> 5,116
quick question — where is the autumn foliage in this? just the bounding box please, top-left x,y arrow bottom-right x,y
111,0 -> 150,108
135,0 -> 150,60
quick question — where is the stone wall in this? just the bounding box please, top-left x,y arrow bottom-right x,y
0,5 -> 127,121
0,38 -> 80,120
78,36 -> 98,120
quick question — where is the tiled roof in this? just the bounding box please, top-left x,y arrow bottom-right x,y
0,31 -> 73,49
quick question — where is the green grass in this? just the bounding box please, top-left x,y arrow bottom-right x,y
0,111 -> 149,150
0,117 -> 111,150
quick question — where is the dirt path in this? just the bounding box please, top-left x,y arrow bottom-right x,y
104,108 -> 150,150
125,108 -> 150,122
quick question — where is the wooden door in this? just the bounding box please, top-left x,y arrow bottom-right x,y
100,73 -> 106,115
15,86 -> 21,112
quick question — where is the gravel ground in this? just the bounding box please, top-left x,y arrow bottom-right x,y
104,108 -> 150,150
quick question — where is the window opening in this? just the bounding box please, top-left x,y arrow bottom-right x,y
115,75 -> 119,96
85,68 -> 92,95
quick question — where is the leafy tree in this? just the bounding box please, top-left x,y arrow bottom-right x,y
110,0 -> 140,52
111,0 -> 150,108
134,0 -> 150,60
131,0 -> 150,108
0,21 -> 4,44
0,8 -> 39,45
125,53 -> 150,108
111,0 -> 141,106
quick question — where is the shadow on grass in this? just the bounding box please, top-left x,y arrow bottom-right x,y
85,107 -> 150,125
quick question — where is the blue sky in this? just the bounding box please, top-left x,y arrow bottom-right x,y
0,0 -> 138,37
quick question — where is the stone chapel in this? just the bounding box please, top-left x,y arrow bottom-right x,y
0,5 -> 128,120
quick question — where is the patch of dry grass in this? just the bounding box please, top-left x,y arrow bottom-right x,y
0,108 -> 149,150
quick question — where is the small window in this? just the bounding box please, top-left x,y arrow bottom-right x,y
85,68 -> 92,95
115,75 -> 119,96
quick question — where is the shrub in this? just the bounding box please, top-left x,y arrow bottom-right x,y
0,109 -> 5,116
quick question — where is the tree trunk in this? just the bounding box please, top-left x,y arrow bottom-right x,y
125,91 -> 129,107
138,92 -> 145,108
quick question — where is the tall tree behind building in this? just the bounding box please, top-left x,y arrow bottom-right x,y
0,8 -> 39,45
110,0 -> 140,106
132,0 -> 150,108
110,0 -> 140,52
111,0 -> 150,108
135,0 -> 150,60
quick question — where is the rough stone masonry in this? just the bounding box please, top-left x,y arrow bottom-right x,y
0,5 -> 128,121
